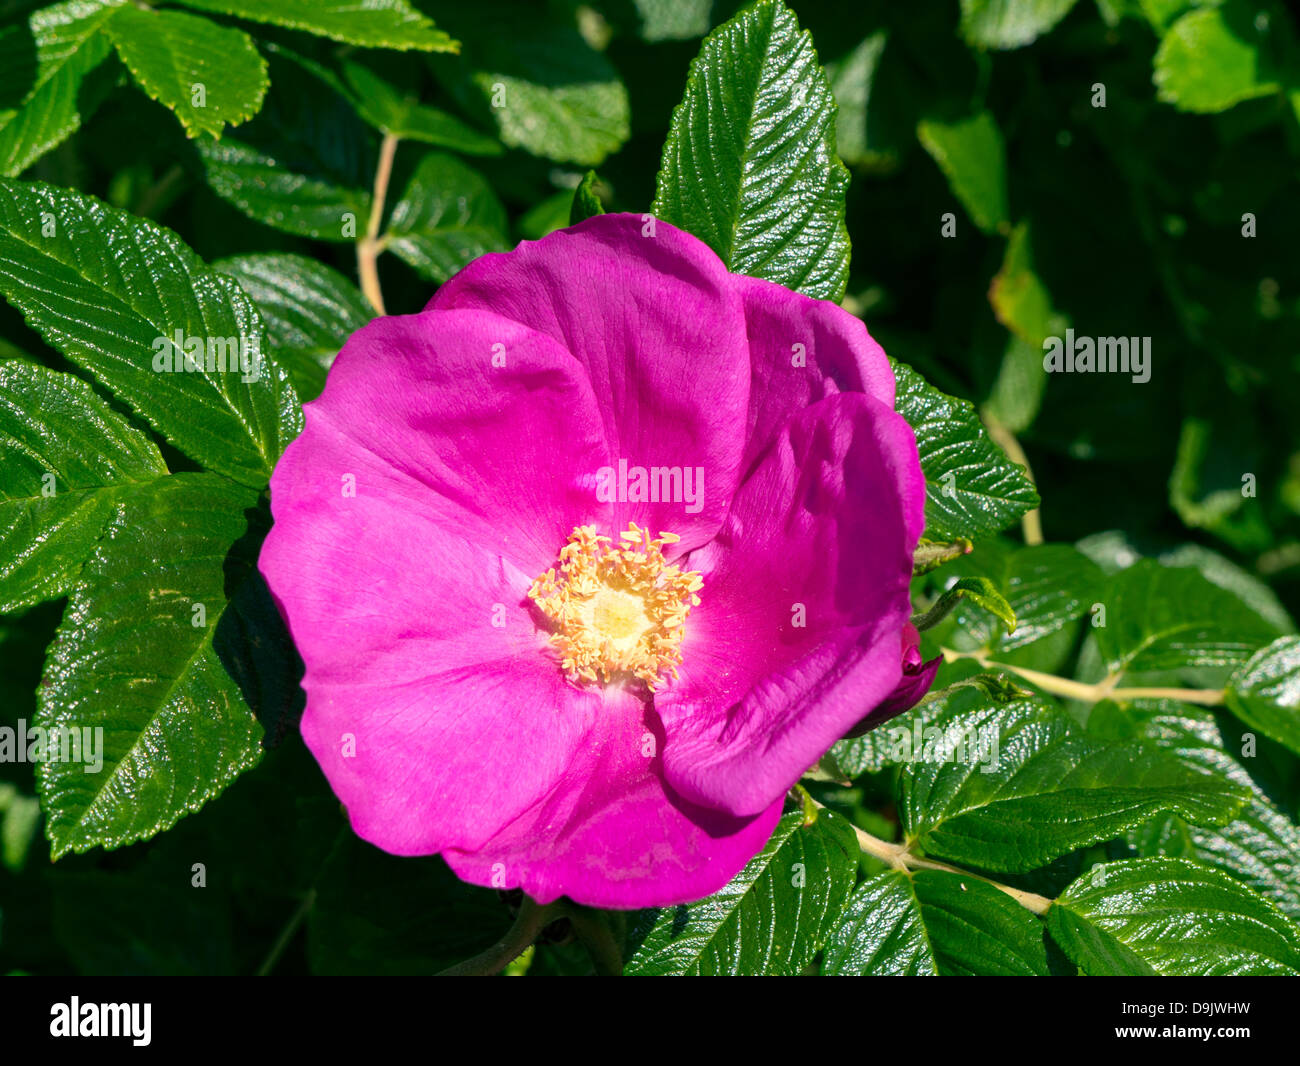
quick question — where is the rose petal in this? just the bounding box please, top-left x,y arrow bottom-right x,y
842,623 -> 941,738
655,392 -> 926,817
263,481 -> 614,854
270,306 -> 614,576
443,688 -> 784,909
431,213 -> 751,552
260,308 -> 634,852
733,273 -> 896,476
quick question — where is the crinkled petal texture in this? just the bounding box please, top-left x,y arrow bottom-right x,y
261,213 -> 930,909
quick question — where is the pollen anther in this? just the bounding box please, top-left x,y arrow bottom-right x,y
528,523 -> 702,691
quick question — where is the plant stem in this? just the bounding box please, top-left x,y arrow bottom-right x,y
815,800 -> 1053,916
357,133 -> 399,316
256,826 -> 348,976
133,163 -> 185,219
436,897 -> 560,976
941,647 -> 1226,706
913,537 -> 973,575
1103,686 -> 1226,705
256,888 -> 317,977
568,908 -> 625,976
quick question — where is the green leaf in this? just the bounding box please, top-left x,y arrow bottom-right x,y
989,221 -> 1065,349
832,681 -> 1008,778
984,338 -> 1047,435
1153,4 -> 1289,114
175,0 -> 458,52
891,360 -> 1038,541
1138,0 -> 1192,33
914,575 -> 1017,633
825,31 -> 889,167
1159,543 -> 1294,633
107,6 -> 268,138
0,361 -> 168,613
1047,857 -> 1300,975
36,474 -> 298,858
0,179 -> 302,486
959,0 -> 1082,50
1225,637 -> 1300,757
1169,414 -> 1272,552
1077,534 -> 1295,635
517,189 -> 573,240
0,782 -> 41,873
653,0 -> 851,302
1133,797 -> 1300,921
338,60 -> 500,154
831,714 -> 908,777
384,152 -> 508,283
1088,698 -> 1300,921
570,169 -> 605,225
822,869 -> 1049,975
624,807 -> 859,975
943,541 -> 1105,652
897,696 -> 1247,872
629,0 -> 713,41
436,2 -> 630,166
0,0 -> 119,177
215,253 -> 373,401
950,576 -> 1017,631
195,51 -> 374,240
917,111 -> 1009,235
197,137 -> 370,240
1094,560 -> 1278,677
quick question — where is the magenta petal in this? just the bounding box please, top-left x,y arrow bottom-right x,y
842,623 -> 941,738
259,308 -> 631,853
431,213 -> 751,552
655,393 -> 926,817
442,688 -> 784,909
734,273 -> 896,475
262,474 -> 614,854
269,307 -> 614,576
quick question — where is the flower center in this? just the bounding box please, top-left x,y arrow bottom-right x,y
528,524 -> 702,691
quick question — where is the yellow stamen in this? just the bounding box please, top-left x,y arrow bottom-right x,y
528,523 -> 702,691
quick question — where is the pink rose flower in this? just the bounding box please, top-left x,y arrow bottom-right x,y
260,214 -> 932,909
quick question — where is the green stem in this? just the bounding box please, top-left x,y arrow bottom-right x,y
256,888 -> 317,977
820,801 -> 1053,917
913,537 -> 973,575
436,897 -> 560,976
983,413 -> 1043,546
256,826 -> 348,976
568,908 -> 625,976
941,648 -> 1226,706
133,163 -> 185,219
